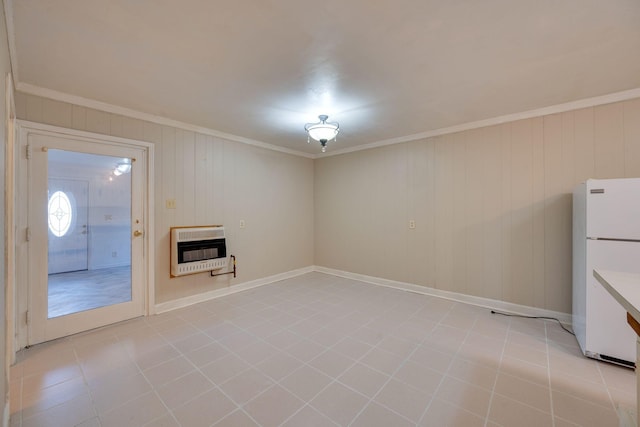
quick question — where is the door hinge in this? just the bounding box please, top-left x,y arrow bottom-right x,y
25,310 -> 30,325
26,227 -> 31,242
26,144 -> 32,159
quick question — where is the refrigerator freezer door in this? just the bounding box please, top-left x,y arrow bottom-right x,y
586,178 -> 640,240
586,239 -> 640,363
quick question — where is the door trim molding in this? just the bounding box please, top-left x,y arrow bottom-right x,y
15,120 -> 155,349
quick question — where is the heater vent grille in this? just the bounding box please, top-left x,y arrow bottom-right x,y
170,225 -> 227,277
177,228 -> 224,242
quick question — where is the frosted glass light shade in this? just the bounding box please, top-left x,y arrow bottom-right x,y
307,123 -> 339,142
304,115 -> 339,152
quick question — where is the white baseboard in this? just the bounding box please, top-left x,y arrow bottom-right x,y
154,264 -> 571,326
313,266 -> 572,325
154,266 -> 315,314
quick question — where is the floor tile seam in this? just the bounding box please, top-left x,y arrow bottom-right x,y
153,324 -> 205,342
494,367 -> 554,390
18,364 -> 85,400
550,387 -> 624,412
438,369 -> 496,394
549,414 -> 583,427
358,308 -> 458,427
539,320 -> 555,427
19,377 -> 93,419
97,389 -> 169,425
18,390 -> 99,424
140,407 -> 181,427
461,313 -> 506,426
131,341 -> 241,418
19,388 -> 98,424
304,383 -> 368,427
594,356 -> 624,413
10,377 -> 24,422
490,388 -> 554,415
546,360 -> 607,384
166,378 -> 246,425
275,403 -> 340,427
211,408 -> 261,427
422,396 -> 488,425
236,382 -> 308,426
547,372 -> 618,395
67,345 -> 101,424
358,397 -> 424,426
276,370 -> 332,405
87,373 -> 154,417
413,304 -> 472,426
269,342 -> 369,424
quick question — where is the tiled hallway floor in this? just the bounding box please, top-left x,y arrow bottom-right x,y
48,266 -> 132,318
10,272 -> 636,426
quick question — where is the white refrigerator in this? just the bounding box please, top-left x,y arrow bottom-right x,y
573,178 -> 640,366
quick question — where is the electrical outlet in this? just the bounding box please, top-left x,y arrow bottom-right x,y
111,251 -> 117,258
409,220 -> 416,229
239,220 -> 246,229
166,199 -> 176,209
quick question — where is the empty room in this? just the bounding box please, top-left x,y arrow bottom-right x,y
1,1 -> 640,426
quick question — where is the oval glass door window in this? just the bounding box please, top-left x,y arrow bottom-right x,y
48,190 -> 73,237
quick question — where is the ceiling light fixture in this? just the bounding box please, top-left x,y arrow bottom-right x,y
305,115 -> 339,152
113,158 -> 132,176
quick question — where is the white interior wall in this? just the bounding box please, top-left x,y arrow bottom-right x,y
13,91 -> 640,316
15,92 -> 315,304
315,99 -> 640,314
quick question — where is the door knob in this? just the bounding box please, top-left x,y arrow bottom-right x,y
133,230 -> 144,237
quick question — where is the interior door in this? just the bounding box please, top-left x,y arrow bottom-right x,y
27,132 -> 147,344
47,178 -> 89,274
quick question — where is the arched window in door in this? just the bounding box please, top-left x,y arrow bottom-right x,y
48,190 -> 73,237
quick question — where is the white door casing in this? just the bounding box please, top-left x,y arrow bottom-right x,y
16,122 -> 154,347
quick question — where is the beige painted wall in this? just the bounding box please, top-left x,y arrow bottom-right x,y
14,91 -> 640,315
14,92 -> 315,304
315,99 -> 640,314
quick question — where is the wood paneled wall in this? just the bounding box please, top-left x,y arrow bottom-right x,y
16,91 -> 640,314
15,92 -> 315,304
315,98 -> 640,314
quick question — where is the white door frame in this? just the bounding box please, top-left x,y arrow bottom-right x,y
15,120 -> 155,350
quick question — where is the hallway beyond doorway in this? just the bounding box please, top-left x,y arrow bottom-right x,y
48,266 -> 132,318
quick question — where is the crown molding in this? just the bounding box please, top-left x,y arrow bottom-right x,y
16,82 -> 315,159
15,80 -> 640,161
320,87 -> 640,158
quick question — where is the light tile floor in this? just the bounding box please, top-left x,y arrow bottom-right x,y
10,272 -> 636,427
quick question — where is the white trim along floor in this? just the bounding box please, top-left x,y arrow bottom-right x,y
10,272 -> 635,426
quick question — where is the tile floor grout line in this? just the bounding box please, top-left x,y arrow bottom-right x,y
419,305 -> 489,426
364,299 -> 461,427
481,314 -> 510,427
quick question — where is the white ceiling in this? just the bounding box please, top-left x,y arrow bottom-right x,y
9,0 -> 640,155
